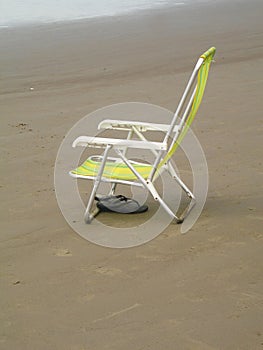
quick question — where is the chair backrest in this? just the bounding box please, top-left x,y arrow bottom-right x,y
156,47 -> 216,172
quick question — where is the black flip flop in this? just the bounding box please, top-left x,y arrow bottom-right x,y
95,195 -> 148,214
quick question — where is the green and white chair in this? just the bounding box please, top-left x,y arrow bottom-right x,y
70,47 -> 216,223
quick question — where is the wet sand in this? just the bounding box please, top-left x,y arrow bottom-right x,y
1,0 -> 263,348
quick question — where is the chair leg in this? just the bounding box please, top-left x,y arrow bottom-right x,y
167,162 -> 196,221
178,195 -> 196,222
84,145 -> 112,223
84,184 -> 101,223
145,180 -> 183,224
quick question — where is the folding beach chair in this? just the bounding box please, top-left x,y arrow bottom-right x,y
69,47 -> 216,223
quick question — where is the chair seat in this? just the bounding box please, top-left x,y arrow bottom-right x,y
70,157 -> 153,181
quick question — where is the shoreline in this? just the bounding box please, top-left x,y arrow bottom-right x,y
0,0 -> 223,31
0,0 -> 249,32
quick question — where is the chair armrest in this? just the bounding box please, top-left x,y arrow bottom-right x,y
98,119 -> 178,133
72,136 -> 167,151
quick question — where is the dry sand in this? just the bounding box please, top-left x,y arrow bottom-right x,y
1,0 -> 263,348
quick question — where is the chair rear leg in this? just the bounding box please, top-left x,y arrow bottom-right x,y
146,180 -> 183,224
178,196 -> 196,222
167,162 -> 196,221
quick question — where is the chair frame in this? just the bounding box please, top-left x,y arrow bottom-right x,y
70,48 -> 215,224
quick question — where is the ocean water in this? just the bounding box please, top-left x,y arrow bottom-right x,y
0,0 -> 189,28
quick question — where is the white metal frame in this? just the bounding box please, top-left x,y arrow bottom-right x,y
70,56 -> 206,224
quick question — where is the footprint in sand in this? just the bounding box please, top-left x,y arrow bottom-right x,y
136,254 -> 168,262
82,293 -> 95,302
79,265 -> 131,278
94,266 -> 123,277
248,231 -> 263,240
54,248 -> 72,257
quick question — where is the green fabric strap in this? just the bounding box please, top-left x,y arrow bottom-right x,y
157,47 -> 216,170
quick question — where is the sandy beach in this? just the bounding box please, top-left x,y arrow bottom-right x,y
1,0 -> 263,348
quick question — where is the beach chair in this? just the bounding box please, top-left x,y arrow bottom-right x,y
69,47 -> 216,223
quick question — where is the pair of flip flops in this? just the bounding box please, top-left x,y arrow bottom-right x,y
95,195 -> 148,214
